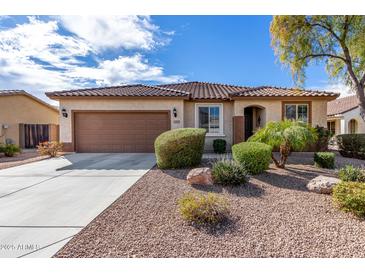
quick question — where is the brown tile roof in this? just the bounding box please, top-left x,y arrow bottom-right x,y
46,84 -> 189,98
0,90 -> 58,111
231,86 -> 339,98
327,95 -> 359,116
45,81 -> 339,100
158,81 -> 250,100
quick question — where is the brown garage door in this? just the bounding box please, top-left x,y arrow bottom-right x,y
74,111 -> 170,153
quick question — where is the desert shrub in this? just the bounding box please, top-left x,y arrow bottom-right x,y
213,139 -> 227,154
314,152 -> 335,169
232,142 -> 272,174
37,141 -> 63,157
212,159 -> 248,185
337,134 -> 365,160
178,192 -> 229,225
155,128 -> 206,169
313,126 -> 333,152
333,181 -> 365,217
1,144 -> 21,157
338,165 -> 365,182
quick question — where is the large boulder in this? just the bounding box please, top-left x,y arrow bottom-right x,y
187,168 -> 213,185
307,175 -> 341,194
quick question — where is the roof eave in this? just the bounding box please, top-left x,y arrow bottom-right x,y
230,95 -> 339,100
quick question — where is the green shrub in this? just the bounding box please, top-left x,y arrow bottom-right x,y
314,152 -> 335,169
212,159 -> 248,185
338,165 -> 365,182
213,139 -> 226,154
0,144 -> 21,157
155,128 -> 206,169
333,181 -> 365,217
337,134 -> 365,160
232,142 -> 272,174
178,192 -> 229,225
313,126 -> 333,152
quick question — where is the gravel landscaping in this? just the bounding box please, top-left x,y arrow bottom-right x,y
0,150 -> 50,170
55,155 -> 365,258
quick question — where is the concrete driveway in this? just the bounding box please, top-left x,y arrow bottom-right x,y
0,153 -> 155,258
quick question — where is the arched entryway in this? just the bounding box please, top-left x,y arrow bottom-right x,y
244,105 -> 266,140
348,119 -> 358,134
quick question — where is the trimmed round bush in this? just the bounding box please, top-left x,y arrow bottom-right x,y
178,192 -> 229,225
213,139 -> 226,154
212,159 -> 248,185
338,165 -> 365,182
333,181 -> 365,217
232,142 -> 272,174
155,128 -> 206,169
314,152 -> 335,169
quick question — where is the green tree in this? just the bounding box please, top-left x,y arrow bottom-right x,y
270,16 -> 365,120
248,120 -> 317,168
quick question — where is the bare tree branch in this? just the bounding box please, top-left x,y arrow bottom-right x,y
299,53 -> 347,62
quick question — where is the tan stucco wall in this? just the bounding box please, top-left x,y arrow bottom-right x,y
0,95 -> 59,145
56,97 -> 330,151
311,100 -> 328,127
184,101 -> 234,151
234,98 -> 328,127
234,99 -> 281,124
58,98 -> 185,143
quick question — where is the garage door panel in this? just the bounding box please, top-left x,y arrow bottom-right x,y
74,111 -> 170,153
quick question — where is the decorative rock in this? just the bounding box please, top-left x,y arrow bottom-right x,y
187,167 -> 213,185
306,175 -> 341,194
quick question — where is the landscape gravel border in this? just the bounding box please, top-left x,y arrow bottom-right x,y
55,154 -> 365,258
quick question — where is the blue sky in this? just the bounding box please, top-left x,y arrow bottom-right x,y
0,15 -> 349,103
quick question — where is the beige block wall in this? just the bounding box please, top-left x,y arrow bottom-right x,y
0,95 -> 59,145
184,101 -> 234,151
58,98 -> 185,143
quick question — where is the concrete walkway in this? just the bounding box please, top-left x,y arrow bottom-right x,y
0,153 -> 155,258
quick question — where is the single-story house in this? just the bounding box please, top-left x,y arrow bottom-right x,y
0,90 -> 59,148
327,95 -> 365,136
46,81 -> 338,153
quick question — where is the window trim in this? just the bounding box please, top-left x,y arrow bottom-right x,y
281,101 -> 312,123
195,103 -> 224,136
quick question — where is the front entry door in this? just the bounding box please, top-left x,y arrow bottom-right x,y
244,107 -> 253,141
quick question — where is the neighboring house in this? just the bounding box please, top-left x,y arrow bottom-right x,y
327,95 -> 365,136
46,81 -> 338,153
0,90 -> 59,148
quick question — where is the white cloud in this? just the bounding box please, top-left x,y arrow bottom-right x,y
59,16 -> 161,51
0,16 -> 184,103
309,81 -> 355,98
68,54 -> 184,86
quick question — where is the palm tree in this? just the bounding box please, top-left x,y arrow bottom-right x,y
248,120 -> 318,168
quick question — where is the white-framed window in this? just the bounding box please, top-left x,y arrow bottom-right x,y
195,103 -> 224,136
284,103 -> 309,122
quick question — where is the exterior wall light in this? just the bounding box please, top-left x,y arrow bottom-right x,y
173,107 -> 177,118
62,108 -> 68,118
